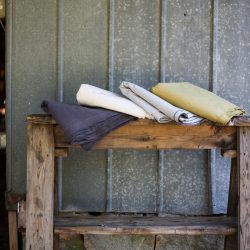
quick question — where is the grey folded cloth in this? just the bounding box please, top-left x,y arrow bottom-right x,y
119,81 -> 204,124
41,100 -> 134,150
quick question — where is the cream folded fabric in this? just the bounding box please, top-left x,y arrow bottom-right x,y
152,82 -> 246,124
120,81 -> 204,124
76,84 -> 152,119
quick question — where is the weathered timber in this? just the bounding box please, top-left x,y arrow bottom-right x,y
54,148 -> 69,157
221,149 -> 237,158
27,115 -> 250,126
5,190 -> 25,209
54,214 -> 237,235
54,158 -> 59,216
27,114 -> 55,124
54,121 -> 236,150
24,115 -> 250,249
230,116 -> 250,127
238,127 -> 250,250
26,122 -> 54,250
8,211 -> 18,250
54,159 -> 59,250
224,158 -> 238,249
227,159 -> 238,217
17,200 -> 26,229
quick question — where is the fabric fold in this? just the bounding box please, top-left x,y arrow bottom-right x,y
76,84 -> 151,119
119,81 -> 204,125
41,100 -> 134,150
152,82 -> 246,124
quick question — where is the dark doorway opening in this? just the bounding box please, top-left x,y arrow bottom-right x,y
0,16 -> 8,250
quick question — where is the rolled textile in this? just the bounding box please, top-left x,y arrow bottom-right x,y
119,81 -> 204,125
41,100 -> 134,150
76,84 -> 152,119
152,82 -> 246,124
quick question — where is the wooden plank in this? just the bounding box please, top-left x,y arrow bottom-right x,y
26,122 -> 54,250
224,158 -> 238,250
27,115 -> 250,127
54,214 -> 237,236
18,200 -> 26,229
230,116 -> 250,127
55,148 -> 68,157
221,149 -> 237,158
53,159 -> 59,250
227,159 -> 238,216
238,127 -> 250,250
27,114 -> 55,124
8,211 -> 18,250
54,121 -> 236,150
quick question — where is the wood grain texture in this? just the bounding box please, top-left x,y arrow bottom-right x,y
53,120 -> 237,150
54,214 -> 237,235
221,149 -> 237,158
24,115 -> 250,248
224,158 -> 238,250
26,122 -> 54,250
54,148 -> 68,158
8,211 -> 18,250
17,200 -> 26,229
230,116 -> 250,126
27,114 -> 55,124
27,115 -> 250,126
238,127 -> 250,250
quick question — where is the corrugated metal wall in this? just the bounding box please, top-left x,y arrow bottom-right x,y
6,0 -> 250,249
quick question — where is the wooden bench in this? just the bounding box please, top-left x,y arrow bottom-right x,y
24,115 -> 250,250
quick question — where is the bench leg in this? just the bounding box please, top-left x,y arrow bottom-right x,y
224,158 -> 238,250
238,127 -> 250,250
26,122 -> 54,250
8,211 -> 18,250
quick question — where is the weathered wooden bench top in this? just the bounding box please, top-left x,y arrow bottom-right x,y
27,115 -> 250,150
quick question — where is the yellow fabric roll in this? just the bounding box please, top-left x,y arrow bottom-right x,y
151,82 -> 245,124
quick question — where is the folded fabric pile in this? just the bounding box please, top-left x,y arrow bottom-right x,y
119,81 -> 204,125
41,100 -> 134,150
152,82 -> 245,125
41,81 -> 245,150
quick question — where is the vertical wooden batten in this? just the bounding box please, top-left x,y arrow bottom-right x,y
224,157 -> 238,249
8,211 -> 18,250
56,0 -> 65,213
25,121 -> 54,250
5,0 -> 13,193
238,127 -> 250,250
157,0 -> 167,214
106,0 -> 115,212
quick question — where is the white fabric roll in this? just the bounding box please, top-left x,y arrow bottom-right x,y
119,81 -> 204,124
76,84 -> 152,119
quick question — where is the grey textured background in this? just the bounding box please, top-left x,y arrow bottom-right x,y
6,0 -> 250,249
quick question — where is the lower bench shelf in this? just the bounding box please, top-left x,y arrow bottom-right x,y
54,214 -> 237,236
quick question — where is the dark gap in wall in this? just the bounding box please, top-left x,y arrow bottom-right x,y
0,18 -> 5,125
0,17 -> 7,250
